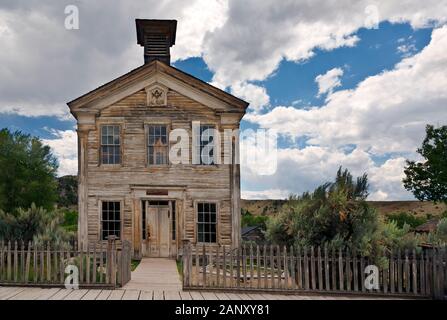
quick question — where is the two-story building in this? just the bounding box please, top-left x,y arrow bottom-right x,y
67,20 -> 248,259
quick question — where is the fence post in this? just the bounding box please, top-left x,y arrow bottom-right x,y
182,239 -> 190,288
119,240 -> 132,287
202,244 -> 207,288
431,248 -> 438,300
106,235 -> 117,287
431,246 -> 446,300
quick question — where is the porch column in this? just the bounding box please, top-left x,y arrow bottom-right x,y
231,136 -> 241,248
133,196 -> 142,259
77,128 -> 89,251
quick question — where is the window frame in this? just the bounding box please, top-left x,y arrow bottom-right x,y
197,124 -> 215,165
99,124 -> 122,166
194,200 -> 219,245
99,199 -> 123,241
145,123 -> 171,166
193,122 -> 221,166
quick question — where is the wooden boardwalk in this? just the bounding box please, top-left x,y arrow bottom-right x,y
0,286 -> 400,300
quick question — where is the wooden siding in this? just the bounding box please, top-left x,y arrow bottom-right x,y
83,88 -> 239,256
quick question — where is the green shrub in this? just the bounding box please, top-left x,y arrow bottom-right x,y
60,209 -> 78,233
386,212 -> 427,229
0,204 -> 74,245
241,210 -> 268,229
266,167 -> 383,256
265,167 -> 423,259
428,218 -> 447,244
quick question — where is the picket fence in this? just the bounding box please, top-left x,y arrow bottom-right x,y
0,237 -> 131,288
182,242 -> 447,299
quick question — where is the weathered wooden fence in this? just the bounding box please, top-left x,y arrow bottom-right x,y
182,243 -> 447,299
0,237 -> 131,288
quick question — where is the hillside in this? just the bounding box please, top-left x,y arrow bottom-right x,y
241,199 -> 447,219
56,175 -> 77,207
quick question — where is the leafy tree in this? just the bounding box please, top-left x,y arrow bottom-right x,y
0,129 -> 58,212
403,125 -> 447,203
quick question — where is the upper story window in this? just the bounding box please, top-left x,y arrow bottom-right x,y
148,125 -> 168,165
100,125 -> 121,165
196,125 -> 215,165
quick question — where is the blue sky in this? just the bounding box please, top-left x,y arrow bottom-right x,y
1,1 -> 446,200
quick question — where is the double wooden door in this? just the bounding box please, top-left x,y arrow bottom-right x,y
145,203 -> 170,257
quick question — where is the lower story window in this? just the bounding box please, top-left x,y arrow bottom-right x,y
101,201 -> 121,240
197,202 -> 217,243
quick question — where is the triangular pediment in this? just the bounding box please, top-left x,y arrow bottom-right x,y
67,60 -> 248,118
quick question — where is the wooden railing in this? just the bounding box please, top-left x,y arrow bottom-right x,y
182,243 -> 447,299
0,237 -> 132,288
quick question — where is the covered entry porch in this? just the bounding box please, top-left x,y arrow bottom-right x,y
131,185 -> 185,259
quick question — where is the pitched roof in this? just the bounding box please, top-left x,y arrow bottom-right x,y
241,225 -> 261,235
67,60 -> 249,112
414,219 -> 439,233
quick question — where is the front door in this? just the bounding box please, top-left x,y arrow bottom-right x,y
145,202 -> 170,257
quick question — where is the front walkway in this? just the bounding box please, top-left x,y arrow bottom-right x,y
123,258 -> 182,291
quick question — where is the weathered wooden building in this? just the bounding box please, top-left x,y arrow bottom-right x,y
67,20 -> 248,259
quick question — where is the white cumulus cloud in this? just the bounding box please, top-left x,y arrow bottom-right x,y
42,129 -> 77,176
315,67 -> 344,97
230,82 -> 270,112
244,26 -> 447,200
